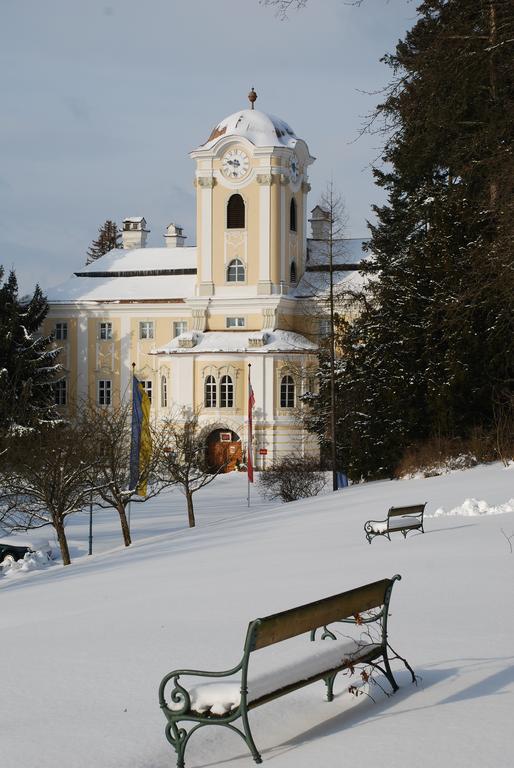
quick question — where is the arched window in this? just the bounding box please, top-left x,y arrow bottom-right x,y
227,194 -> 245,229
220,375 -> 234,408
205,375 -> 217,408
227,258 -> 245,283
280,375 -> 295,408
290,198 -> 297,232
290,260 -> 297,284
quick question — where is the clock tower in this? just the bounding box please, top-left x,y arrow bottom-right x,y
190,91 -> 315,297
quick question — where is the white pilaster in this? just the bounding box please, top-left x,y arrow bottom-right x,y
259,182 -> 270,283
120,314 -> 131,402
201,184 -> 213,286
280,184 -> 286,283
77,316 -> 88,402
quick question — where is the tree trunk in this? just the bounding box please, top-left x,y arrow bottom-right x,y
54,515 -> 71,566
186,490 -> 196,528
116,500 -> 132,547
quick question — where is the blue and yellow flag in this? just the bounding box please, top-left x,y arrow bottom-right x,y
129,375 -> 152,496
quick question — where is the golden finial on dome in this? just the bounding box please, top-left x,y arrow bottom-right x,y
248,87 -> 257,110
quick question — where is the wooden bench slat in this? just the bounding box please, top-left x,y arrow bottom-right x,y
253,579 -> 390,650
387,505 -> 425,518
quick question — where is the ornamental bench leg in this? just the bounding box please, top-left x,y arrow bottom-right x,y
241,707 -> 263,764
382,650 -> 399,693
323,672 -> 337,702
165,721 -> 187,768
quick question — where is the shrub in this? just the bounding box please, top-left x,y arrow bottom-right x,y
258,454 -> 326,503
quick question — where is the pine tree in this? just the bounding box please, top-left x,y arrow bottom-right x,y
304,0 -> 514,479
0,266 -> 60,433
86,219 -> 122,264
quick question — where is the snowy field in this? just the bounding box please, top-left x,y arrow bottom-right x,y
2,462 -> 514,768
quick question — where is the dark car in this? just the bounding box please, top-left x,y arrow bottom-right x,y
0,534 -> 53,565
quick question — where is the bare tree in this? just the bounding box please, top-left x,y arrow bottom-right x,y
258,453 -> 326,502
82,402 -> 170,547
317,182 -> 348,490
157,412 -> 225,528
0,422 -> 104,565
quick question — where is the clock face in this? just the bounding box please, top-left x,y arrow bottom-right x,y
289,153 -> 300,183
221,149 -> 250,179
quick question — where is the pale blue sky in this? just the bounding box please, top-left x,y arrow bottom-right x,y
1,0 -> 415,293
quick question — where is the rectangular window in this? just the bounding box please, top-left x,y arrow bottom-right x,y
225,317 -> 245,328
139,321 -> 154,340
173,321 -> 188,337
160,376 -> 168,408
99,322 -> 113,340
53,379 -> 67,406
319,318 -> 331,336
98,379 -> 112,406
141,380 -> 152,403
54,322 -> 68,341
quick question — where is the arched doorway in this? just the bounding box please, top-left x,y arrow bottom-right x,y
206,428 -> 242,473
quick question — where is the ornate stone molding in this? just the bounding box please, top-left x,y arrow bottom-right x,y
197,176 -> 216,189
262,307 -> 277,330
256,173 -> 273,186
191,308 -> 207,331
302,181 -> 312,193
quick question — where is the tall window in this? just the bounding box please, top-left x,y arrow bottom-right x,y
290,198 -> 297,232
99,322 -> 112,340
54,322 -> 68,341
141,380 -> 152,403
98,380 -> 112,406
53,379 -> 67,406
319,318 -> 330,336
227,194 -> 245,229
226,259 -> 245,283
173,321 -> 187,337
280,375 -> 295,408
161,376 -> 168,408
290,261 -> 297,284
220,375 -> 234,408
139,321 -> 154,339
205,375 -> 217,408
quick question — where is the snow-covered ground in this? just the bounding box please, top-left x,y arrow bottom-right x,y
2,462 -> 513,767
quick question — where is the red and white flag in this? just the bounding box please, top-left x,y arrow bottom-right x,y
247,366 -> 255,483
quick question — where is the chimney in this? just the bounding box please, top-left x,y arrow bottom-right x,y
309,206 -> 331,240
165,223 -> 186,248
122,217 -> 149,249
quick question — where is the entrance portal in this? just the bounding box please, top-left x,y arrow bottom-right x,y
207,429 -> 242,473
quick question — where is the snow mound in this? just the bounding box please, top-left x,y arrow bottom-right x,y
429,497 -> 514,518
1,550 -> 53,577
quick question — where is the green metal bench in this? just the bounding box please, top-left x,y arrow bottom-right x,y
364,503 -> 426,544
158,574 -> 413,767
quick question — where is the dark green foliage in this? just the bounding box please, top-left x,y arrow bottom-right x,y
86,219 -> 122,264
304,0 -> 514,479
0,267 -> 59,433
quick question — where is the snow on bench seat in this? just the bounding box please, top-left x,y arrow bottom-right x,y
171,639 -> 381,715
369,516 -> 421,534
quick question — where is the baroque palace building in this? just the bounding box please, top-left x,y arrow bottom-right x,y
45,92 -> 365,469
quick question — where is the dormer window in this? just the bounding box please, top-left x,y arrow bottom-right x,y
290,198 -> 297,232
227,194 -> 245,229
227,259 -> 245,283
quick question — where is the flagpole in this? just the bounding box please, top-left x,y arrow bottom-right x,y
247,363 -> 251,508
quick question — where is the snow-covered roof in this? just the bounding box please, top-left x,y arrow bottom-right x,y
293,268 -> 366,299
199,109 -> 298,151
155,330 -> 317,355
76,247 -> 197,275
306,238 -> 368,268
47,274 -> 196,304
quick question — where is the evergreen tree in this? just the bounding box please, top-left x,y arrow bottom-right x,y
305,0 -> 514,479
86,219 -> 122,264
0,266 -> 60,433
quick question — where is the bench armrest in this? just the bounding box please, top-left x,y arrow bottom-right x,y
159,662 -> 244,712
